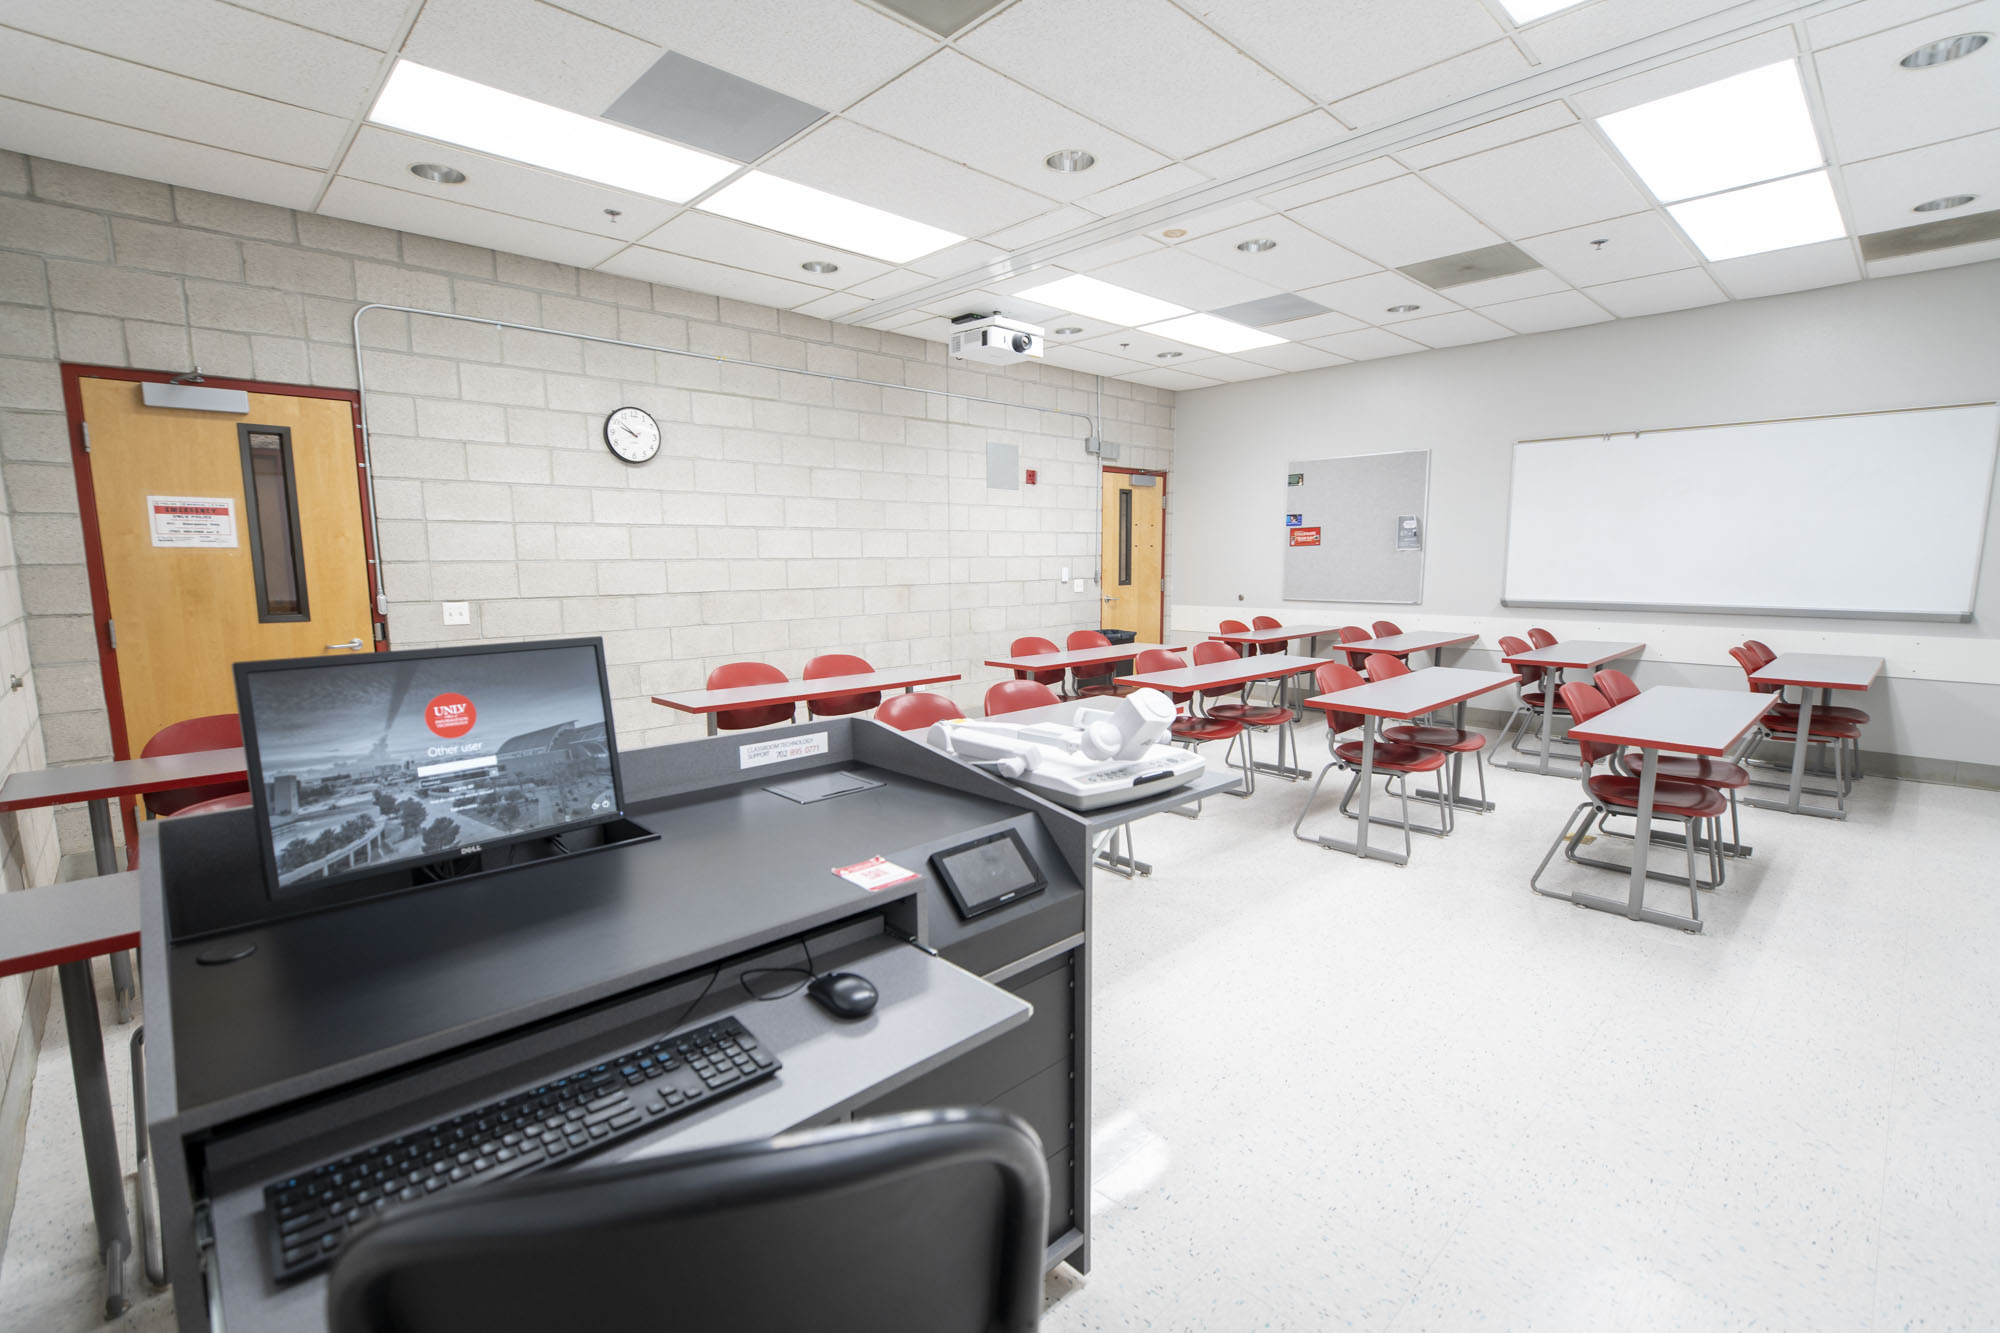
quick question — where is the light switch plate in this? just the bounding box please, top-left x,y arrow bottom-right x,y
1060,566 -> 1070,582
1072,578 -> 1085,593
442,601 -> 470,626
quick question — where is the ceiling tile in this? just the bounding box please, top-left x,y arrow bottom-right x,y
1254,309 -> 1369,341
1209,293 -> 1334,326
1122,365 -> 1224,390
1815,2 -> 2000,161
0,95 -> 325,209
1423,126 -> 1651,237
1330,41 -> 1534,131
604,51 -> 824,163
1398,242 -> 1540,290
1447,266 -> 1571,306
338,127 -> 679,239
844,269 -> 935,300
1709,238 -> 1863,298
1395,102 -> 1577,170
1179,215 -> 1377,290
757,118 -> 1052,238
224,0 -> 410,48
1581,267 -> 1728,316
1517,211 -> 1702,285
1,0 -> 386,118
1073,164 -> 1211,217
597,244 -> 834,307
1184,0 -> 1509,103
923,288 -> 1067,323
1235,341 -> 1350,371
958,0 -> 1314,157
906,239 -> 1011,279
1184,112 -> 1351,180
792,291 -> 870,319
320,177 -> 625,268
1257,157 -> 1405,212
1040,343 -> 1152,376
986,205 -> 1099,249
873,0 -> 1010,38
402,0 -> 665,118
1864,233 -> 2000,274
1393,309 -> 1511,347
1189,357 -> 1285,382
639,210 -> 896,288
0,30 -> 349,168
1306,327 -> 1428,361
1146,199 -> 1273,245
1057,234 -> 1168,271
1513,0 -> 1745,67
1480,289 -> 1612,333
546,0 -> 938,109
1039,315 -> 1129,343
1807,0 -> 1982,49
1075,328 -> 1220,364
1299,269 -> 1459,323
1091,247 -> 1286,310
1290,175 -> 1503,268
1572,30 -> 1799,118
1841,130 -> 2000,234
843,51 -> 1170,202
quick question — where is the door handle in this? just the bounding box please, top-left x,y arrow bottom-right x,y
1103,596 -> 1118,603
324,638 -> 364,651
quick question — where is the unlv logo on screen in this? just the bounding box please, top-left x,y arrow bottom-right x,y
425,692 -> 476,738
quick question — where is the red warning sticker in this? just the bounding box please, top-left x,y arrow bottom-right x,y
1289,527 -> 1322,547
425,692 -> 476,738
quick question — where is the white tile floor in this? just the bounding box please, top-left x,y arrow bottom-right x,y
4,720 -> 1996,1331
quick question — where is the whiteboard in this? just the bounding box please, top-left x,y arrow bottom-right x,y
1503,404 -> 1998,621
1283,450 -> 1427,604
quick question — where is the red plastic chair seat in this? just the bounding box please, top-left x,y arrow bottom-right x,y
1207,703 -> 1292,726
1171,715 -> 1243,743
1519,691 -> 1571,713
1382,724 -> 1485,752
1586,774 -> 1728,817
1770,703 -> 1867,724
1761,714 -> 1861,740
1636,755 -> 1749,788
1332,740 -> 1447,773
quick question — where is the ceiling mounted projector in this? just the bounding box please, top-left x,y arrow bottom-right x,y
949,312 -> 1044,365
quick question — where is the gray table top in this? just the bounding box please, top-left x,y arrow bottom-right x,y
1208,625 -> 1341,644
0,871 -> 139,978
1340,631 -> 1478,656
1501,640 -> 1645,670
1126,653 -> 1336,692
1304,667 -> 1517,720
1751,653 -> 1884,691
0,746 -> 245,811
985,643 -> 1167,670
1566,686 -> 1777,756
654,668 -> 960,714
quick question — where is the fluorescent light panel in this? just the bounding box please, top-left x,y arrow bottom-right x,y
696,171 -> 962,263
1668,171 -> 1845,261
1010,274 -> 1190,326
1141,313 -> 1285,353
1597,61 -> 1824,203
1496,0 -> 1588,22
370,61 -> 737,202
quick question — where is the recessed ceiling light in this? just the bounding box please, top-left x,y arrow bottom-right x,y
1387,304 -> 1420,313
408,162 -> 465,184
1899,32 -> 1989,67
1597,61 -> 1822,203
1236,238 -> 1279,253
1044,149 -> 1096,173
1156,351 -> 1182,359
1495,0 -> 1588,21
1011,274 -> 1191,326
1053,326 -> 1083,335
697,171 -> 962,263
371,60 -> 736,202
1914,194 -> 1977,212
800,260 -> 839,274
1668,170 -> 1845,261
1140,312 -> 1285,353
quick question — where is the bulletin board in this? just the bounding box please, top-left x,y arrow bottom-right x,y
1281,450 -> 1428,604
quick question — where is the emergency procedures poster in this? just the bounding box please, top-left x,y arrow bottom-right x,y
148,495 -> 238,548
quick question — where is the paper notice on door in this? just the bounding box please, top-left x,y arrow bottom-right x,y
148,496 -> 238,548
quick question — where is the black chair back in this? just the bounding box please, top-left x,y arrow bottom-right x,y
327,1107 -> 1047,1333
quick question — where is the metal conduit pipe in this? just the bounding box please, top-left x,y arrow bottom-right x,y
350,302 -> 1103,604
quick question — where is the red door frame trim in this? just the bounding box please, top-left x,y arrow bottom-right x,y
58,364 -> 390,767
1101,465 -> 1168,643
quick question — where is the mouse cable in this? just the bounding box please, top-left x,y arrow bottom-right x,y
739,933 -> 817,1001
663,963 -> 722,1035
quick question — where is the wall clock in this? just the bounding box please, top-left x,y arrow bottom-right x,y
604,406 -> 660,463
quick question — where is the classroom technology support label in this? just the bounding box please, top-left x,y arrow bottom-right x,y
740,732 -> 830,768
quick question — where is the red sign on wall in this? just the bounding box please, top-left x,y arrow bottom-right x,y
1289,527 -> 1322,547
425,693 -> 476,738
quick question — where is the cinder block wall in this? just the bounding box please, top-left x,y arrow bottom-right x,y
0,154 -> 1176,856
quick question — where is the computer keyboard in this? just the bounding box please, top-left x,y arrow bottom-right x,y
262,1014 -> 779,1283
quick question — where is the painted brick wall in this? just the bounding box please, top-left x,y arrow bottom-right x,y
0,154 -> 1175,855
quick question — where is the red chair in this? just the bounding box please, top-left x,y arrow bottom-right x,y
984,680 -> 1061,716
1728,646 -> 1862,789
1138,648 -> 1246,798
1370,620 -> 1403,639
1742,641 -> 1869,726
1214,620 -> 1251,662
1362,655 -> 1492,814
1065,630 -> 1124,698
874,692 -> 963,731
803,653 -> 882,718
170,791 -> 254,817
1595,668 -> 1748,853
1293,663 -> 1453,854
140,714 -> 247,818
1249,615 -> 1287,656
1494,635 -> 1568,755
707,662 -> 795,731
1593,668 -> 1640,707
1533,683 -> 1728,913
1336,626 -> 1374,677
1192,640 -> 1292,793
1008,636 -> 1067,695
1527,627 -> 1557,649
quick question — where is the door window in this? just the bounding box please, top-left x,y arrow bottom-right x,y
238,425 -> 310,621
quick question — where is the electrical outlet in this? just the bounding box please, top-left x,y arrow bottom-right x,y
441,601 -> 471,626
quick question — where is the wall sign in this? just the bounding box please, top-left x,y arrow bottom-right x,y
1286,472 -> 1304,486
739,731 -> 829,769
1289,527 -> 1322,547
1396,515 -> 1423,550
1285,513 -> 1303,527
148,495 -> 238,548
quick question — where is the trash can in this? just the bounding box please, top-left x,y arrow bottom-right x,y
1100,628 -> 1137,679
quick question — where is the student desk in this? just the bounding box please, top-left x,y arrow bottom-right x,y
983,642 -> 1167,676
1299,668 -> 1516,864
0,871 -> 142,1317
653,669 -> 961,735
1747,653 -> 1882,819
1123,653 -> 1336,780
1495,641 -> 1645,776
1550,687 -> 1774,933
1206,624 -> 1341,652
1334,630 -> 1479,669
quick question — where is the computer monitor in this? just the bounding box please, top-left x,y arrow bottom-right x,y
236,638 -> 625,899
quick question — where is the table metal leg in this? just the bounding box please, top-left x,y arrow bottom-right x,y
57,959 -> 131,1318
1495,669 -> 1580,776
1411,700 -> 1497,814
86,799 -> 134,1023
705,715 -> 718,737
1295,723 -> 1409,865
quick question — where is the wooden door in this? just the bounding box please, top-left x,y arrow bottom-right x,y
1099,468 -> 1164,642
71,372 -> 384,759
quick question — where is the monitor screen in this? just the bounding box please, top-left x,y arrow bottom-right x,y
237,639 -> 624,898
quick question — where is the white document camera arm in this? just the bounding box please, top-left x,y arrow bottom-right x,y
926,689 -> 1178,777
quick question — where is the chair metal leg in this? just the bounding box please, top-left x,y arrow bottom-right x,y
1532,801 -> 1595,891
131,1027 -> 167,1288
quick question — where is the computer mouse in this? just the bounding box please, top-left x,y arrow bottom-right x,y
806,972 -> 878,1020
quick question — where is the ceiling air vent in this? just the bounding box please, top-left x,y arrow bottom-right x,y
605,52 -> 825,162
1210,294 -> 1335,327
1858,209 -> 2000,261
874,0 -> 1010,36
1398,242 -> 1542,290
